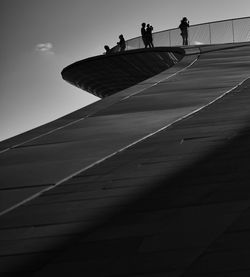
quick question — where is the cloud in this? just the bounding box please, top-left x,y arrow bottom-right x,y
35,42 -> 54,54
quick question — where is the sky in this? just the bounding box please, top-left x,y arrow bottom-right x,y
1,0 -> 250,141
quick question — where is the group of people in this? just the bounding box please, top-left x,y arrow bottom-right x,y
141,23 -> 154,48
104,34 -> 126,54
140,18 -> 189,48
104,17 -> 190,54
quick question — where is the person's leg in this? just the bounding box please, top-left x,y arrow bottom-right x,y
150,38 -> 154,48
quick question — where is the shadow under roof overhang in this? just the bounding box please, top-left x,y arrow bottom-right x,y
61,47 -> 185,98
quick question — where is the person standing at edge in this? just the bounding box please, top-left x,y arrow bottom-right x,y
146,24 -> 154,48
141,23 -> 149,48
179,17 -> 190,45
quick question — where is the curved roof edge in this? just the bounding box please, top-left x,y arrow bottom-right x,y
61,47 -> 185,98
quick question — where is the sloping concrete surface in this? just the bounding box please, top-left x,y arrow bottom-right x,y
1,43 -> 250,276
0,53 -> 198,214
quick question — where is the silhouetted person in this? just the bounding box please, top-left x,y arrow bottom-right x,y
117,34 -> 126,52
146,24 -> 154,48
104,45 -> 111,54
179,17 -> 189,45
141,23 -> 149,48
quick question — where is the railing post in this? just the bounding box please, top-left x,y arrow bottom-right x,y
209,23 -> 212,44
232,20 -> 235,43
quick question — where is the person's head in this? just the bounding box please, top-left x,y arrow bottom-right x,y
119,34 -> 124,39
104,45 -> 110,52
142,22 -> 146,27
182,17 -> 187,22
147,24 -> 150,28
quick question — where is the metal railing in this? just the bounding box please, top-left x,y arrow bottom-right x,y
124,17 -> 250,50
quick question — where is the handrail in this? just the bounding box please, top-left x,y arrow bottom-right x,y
113,17 -> 250,52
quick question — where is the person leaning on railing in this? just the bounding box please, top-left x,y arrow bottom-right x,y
117,34 -> 126,52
